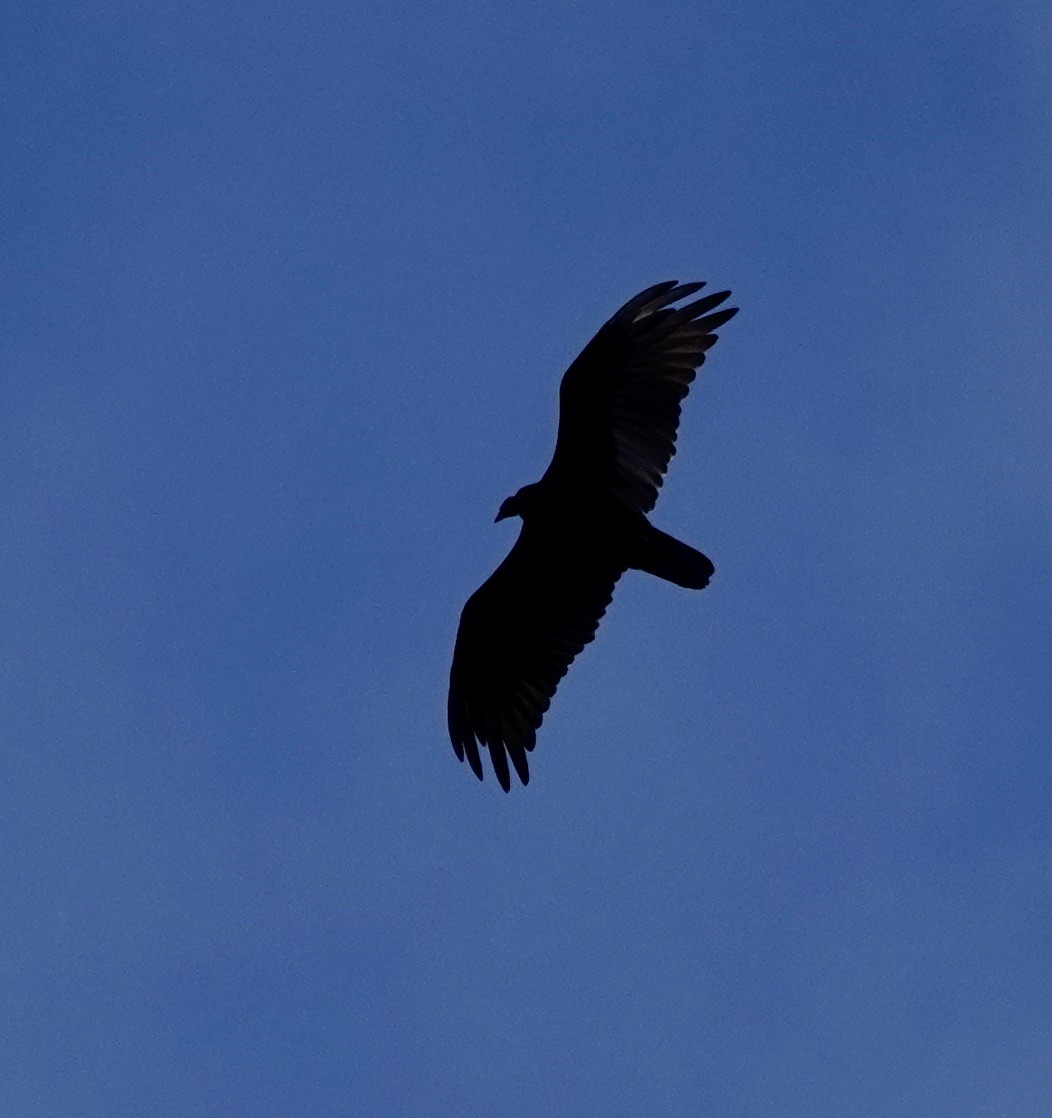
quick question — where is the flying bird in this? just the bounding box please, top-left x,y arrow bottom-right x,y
448,280 -> 738,790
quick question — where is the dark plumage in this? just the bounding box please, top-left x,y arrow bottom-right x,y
448,280 -> 738,790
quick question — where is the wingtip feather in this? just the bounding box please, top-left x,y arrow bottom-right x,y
465,736 -> 484,781
678,290 -> 732,319
488,740 -> 512,792
508,743 -> 531,786
614,281 -> 679,322
696,306 -> 738,332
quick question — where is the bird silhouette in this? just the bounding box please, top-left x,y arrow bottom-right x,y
448,280 -> 738,790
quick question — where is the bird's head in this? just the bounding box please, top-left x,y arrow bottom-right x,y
495,483 -> 540,522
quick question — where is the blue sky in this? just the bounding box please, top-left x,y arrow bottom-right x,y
3,2 -> 1050,1115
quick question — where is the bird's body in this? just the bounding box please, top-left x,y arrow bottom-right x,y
448,280 -> 737,790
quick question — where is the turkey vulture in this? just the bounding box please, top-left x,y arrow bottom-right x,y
448,280 -> 738,790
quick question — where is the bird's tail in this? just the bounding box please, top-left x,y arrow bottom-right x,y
633,527 -> 714,589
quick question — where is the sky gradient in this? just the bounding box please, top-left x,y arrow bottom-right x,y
4,3 -> 1051,1115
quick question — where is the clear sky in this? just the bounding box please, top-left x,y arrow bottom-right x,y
4,3 -> 1051,1115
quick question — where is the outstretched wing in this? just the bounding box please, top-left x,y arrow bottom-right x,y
545,280 -> 738,514
448,522 -> 625,791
